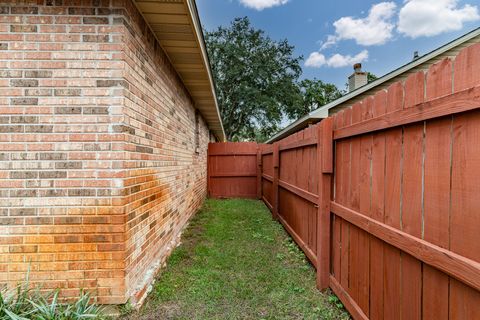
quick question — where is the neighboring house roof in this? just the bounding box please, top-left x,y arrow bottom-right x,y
266,27 -> 480,143
133,0 -> 225,141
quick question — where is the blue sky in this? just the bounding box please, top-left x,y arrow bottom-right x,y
197,0 -> 480,89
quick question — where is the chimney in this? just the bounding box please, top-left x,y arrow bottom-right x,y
348,63 -> 368,92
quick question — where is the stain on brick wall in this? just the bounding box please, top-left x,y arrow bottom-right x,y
0,0 -> 209,305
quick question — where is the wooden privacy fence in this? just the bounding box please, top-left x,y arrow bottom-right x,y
207,43 -> 480,319
207,142 -> 261,198
259,121 -> 332,282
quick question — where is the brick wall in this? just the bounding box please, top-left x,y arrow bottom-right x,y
0,0 -> 210,305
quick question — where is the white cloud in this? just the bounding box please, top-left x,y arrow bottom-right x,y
304,52 -> 326,67
305,50 -> 369,68
320,35 -> 338,50
328,2 -> 397,46
239,0 -> 288,10
398,0 -> 480,38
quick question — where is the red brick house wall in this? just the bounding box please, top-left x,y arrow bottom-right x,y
0,0 -> 210,305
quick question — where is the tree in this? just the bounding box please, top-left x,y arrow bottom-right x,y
205,17 -> 302,141
367,72 -> 378,83
287,78 -> 344,119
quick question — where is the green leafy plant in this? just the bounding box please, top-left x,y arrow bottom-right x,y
328,294 -> 344,310
0,276 -> 105,320
118,301 -> 134,317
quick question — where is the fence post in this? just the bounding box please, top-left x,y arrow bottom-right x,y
256,145 -> 262,200
272,142 -> 280,220
316,118 -> 333,290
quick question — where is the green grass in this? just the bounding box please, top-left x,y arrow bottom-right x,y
128,199 -> 350,320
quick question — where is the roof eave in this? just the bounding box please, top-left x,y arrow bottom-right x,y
133,0 -> 226,142
184,0 -> 226,141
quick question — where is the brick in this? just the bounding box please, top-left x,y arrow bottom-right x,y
83,106 -> 108,114
39,152 -> 67,160
0,125 -> 23,133
83,35 -> 109,43
68,7 -> 95,15
24,70 -> 52,78
10,208 -> 36,216
55,161 -> 82,169
0,217 -> 23,225
83,17 -> 109,24
0,43 -> 7,50
54,106 -> 82,114
96,79 -> 129,88
55,217 -> 82,224
10,171 -> 38,179
68,189 -> 95,197
39,171 -> 67,179
136,146 -> 153,154
112,124 -> 135,134
11,116 -> 38,123
0,70 -> 22,78
25,125 -> 53,133
41,189 -> 67,197
84,234 -> 110,243
25,88 -> 52,96
55,235 -> 82,244
11,25 -> 37,32
11,98 -> 38,105
11,79 -> 38,87
10,189 -> 37,197
25,217 -> 52,225
0,236 -> 22,244
11,7 -> 38,14
9,245 -> 38,254
54,89 -> 81,96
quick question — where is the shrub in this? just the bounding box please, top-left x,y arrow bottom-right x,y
0,274 -> 105,320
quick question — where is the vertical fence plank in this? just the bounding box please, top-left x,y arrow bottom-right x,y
340,108 -> 352,290
450,110 -> 480,319
317,119 -> 333,290
383,81 -> 403,320
256,147 -> 262,199
349,103 -> 362,305
401,72 -> 425,320
332,113 -> 342,281
449,42 -> 480,320
422,58 -> 452,320
358,98 -> 373,316
370,90 -> 387,320
272,143 -> 280,220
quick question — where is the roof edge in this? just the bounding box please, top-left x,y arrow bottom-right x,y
185,0 -> 226,141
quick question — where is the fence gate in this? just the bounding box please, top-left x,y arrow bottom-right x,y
207,142 -> 263,198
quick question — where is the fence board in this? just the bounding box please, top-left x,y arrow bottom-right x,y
208,142 -> 260,198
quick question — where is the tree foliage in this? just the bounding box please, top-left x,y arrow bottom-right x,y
205,17 -> 302,141
205,17 -> 345,141
287,78 -> 344,120
367,72 -> 378,83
